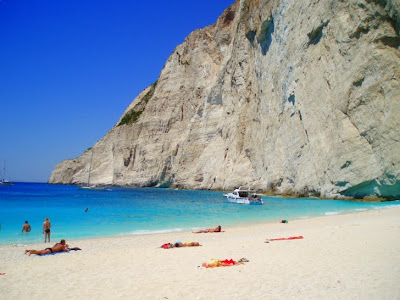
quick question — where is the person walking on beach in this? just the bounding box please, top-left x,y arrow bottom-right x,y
25,239 -> 68,256
22,221 -> 31,232
42,217 -> 51,243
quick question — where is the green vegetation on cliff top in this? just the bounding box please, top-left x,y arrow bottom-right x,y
118,81 -> 158,126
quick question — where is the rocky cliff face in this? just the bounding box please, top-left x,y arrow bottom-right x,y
49,0 -> 400,200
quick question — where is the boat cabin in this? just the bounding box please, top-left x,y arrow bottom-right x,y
235,190 -> 249,198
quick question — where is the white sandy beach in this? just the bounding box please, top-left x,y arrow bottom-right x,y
1,206 -> 399,300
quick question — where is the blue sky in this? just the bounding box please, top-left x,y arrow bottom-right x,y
0,0 -> 234,182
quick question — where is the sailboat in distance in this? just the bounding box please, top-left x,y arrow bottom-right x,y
0,160 -> 13,186
78,149 -> 106,190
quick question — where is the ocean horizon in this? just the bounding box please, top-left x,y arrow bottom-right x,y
0,182 -> 399,245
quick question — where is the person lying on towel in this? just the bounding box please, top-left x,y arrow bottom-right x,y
161,242 -> 201,249
25,239 -> 69,256
192,225 -> 222,233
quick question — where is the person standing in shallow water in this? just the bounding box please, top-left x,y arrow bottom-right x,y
22,221 -> 31,232
42,217 -> 51,243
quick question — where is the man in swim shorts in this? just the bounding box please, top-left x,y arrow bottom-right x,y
22,221 -> 31,232
25,239 -> 69,256
42,217 -> 51,243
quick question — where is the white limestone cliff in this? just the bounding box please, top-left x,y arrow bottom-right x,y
49,0 -> 400,200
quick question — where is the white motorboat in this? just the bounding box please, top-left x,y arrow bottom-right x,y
223,186 -> 263,205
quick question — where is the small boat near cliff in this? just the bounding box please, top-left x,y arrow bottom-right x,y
78,149 -> 106,191
79,184 -> 106,191
0,179 -> 13,186
223,187 -> 263,205
0,161 -> 13,186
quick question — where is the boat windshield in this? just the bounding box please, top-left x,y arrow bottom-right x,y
238,191 -> 249,197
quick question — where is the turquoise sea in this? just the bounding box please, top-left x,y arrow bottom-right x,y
0,182 -> 399,245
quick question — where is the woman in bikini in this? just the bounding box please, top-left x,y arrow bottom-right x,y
25,239 -> 68,256
42,217 -> 51,243
192,225 -> 221,233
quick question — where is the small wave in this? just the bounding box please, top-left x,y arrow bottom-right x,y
373,203 -> 400,209
325,211 -> 339,215
372,206 -> 390,210
386,204 -> 400,208
355,208 -> 367,211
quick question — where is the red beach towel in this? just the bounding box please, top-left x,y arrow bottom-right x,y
221,259 -> 236,266
268,236 -> 304,241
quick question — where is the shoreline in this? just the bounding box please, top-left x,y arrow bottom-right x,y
1,204 -> 397,247
1,206 -> 400,299
10,182 -> 398,202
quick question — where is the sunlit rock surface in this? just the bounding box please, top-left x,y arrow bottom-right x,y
49,0 -> 400,200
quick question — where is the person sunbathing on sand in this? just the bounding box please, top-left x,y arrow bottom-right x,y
174,242 -> 201,247
161,242 -> 201,249
193,225 -> 221,233
25,239 -> 69,256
